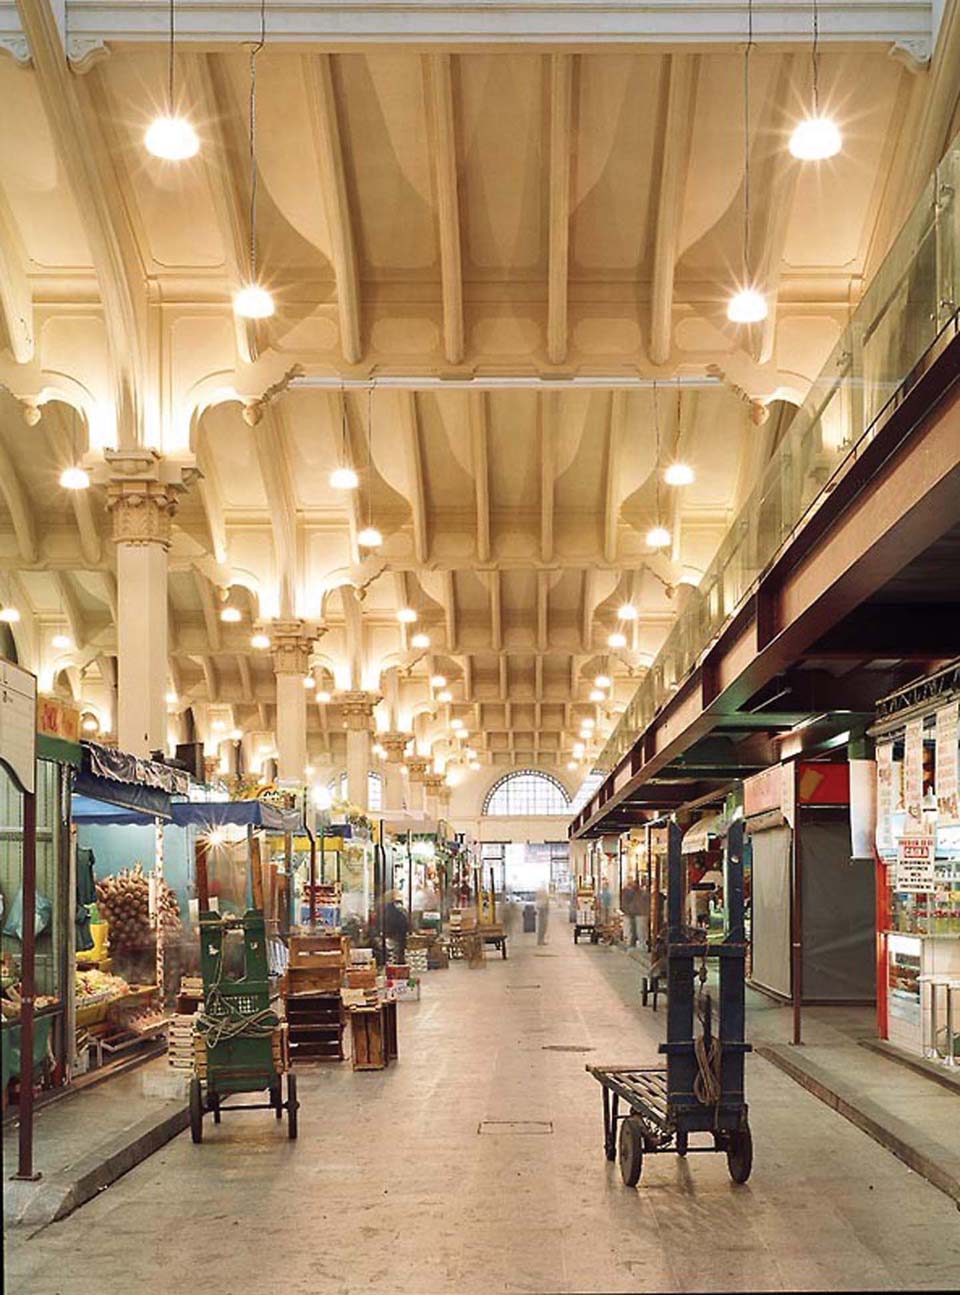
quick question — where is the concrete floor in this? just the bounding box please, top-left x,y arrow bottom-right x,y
7,927 -> 960,1295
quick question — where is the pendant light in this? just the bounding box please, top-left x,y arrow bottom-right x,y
645,383 -> 672,550
234,0 -> 274,319
145,0 -> 199,160
330,391 -> 359,490
59,407 -> 90,490
357,385 -> 383,546
790,0 -> 842,160
727,0 -> 768,325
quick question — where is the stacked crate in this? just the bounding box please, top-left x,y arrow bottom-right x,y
282,933 -> 348,1063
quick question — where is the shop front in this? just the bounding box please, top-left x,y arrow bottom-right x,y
872,660 -> 960,1062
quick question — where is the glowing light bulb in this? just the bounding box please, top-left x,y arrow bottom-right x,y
582,718 -> 596,730
396,607 -> 418,624
594,675 -> 611,690
590,688 -> 605,702
664,463 -> 695,486
316,690 -> 331,703
51,633 -> 73,650
312,785 -> 333,810
82,716 -> 100,733
618,603 -> 638,621
430,675 -> 447,689
607,631 -> 627,649
219,606 -> 241,623
358,525 -> 382,547
303,675 -> 316,690
646,525 -> 671,549
411,632 -> 430,649
330,466 -> 359,490
211,719 -> 226,732
567,760 -> 579,771
231,729 -> 243,741
573,742 -> 585,757
437,689 -> 453,704
789,116 -> 842,161
450,718 -> 464,731
250,633 -> 271,650
305,764 -> 315,777
234,283 -> 274,319
144,115 -> 199,161
469,760 -> 481,771
165,690 -> 178,705
59,465 -> 91,490
726,288 -> 768,324
0,606 -> 20,623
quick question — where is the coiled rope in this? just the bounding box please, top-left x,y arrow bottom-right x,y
693,970 -> 723,1108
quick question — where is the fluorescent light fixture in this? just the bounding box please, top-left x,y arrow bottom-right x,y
145,115 -> 199,161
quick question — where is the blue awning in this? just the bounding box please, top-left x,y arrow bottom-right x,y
73,773 -> 172,820
169,801 -> 302,833
71,792 -> 165,825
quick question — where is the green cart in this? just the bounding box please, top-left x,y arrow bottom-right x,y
190,910 -> 298,1143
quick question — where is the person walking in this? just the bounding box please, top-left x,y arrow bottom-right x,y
383,892 -> 410,965
535,886 -> 550,945
621,877 -> 641,947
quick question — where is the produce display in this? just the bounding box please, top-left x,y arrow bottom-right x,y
95,864 -> 181,952
76,967 -> 130,1004
1,984 -> 59,1019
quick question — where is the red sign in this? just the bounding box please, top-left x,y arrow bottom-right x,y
796,761 -> 849,805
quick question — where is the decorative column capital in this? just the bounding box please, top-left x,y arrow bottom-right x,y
379,731 -> 412,763
338,690 -> 382,731
104,450 -> 196,549
422,772 -> 446,794
405,756 -> 429,783
269,620 -> 320,675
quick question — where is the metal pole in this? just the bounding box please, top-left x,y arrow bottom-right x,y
792,826 -> 803,1046
406,832 -> 413,912
195,834 -> 210,913
309,828 -> 318,928
14,789 -> 40,1181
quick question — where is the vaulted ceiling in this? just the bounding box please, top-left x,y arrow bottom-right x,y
0,16 -> 956,787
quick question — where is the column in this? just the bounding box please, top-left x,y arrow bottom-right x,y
340,691 -> 381,810
423,772 -> 445,822
435,782 -> 452,825
406,756 -> 429,813
380,732 -> 412,813
271,620 -> 316,784
106,453 -> 187,756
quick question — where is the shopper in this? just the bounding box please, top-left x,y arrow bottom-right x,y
383,893 -> 410,964
599,881 -> 613,925
621,877 -> 642,947
535,886 -> 550,945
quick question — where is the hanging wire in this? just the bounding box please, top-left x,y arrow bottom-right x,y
653,380 -> 662,524
248,0 -> 267,282
811,0 -> 821,115
743,0 -> 754,283
167,0 -> 175,111
366,383 -> 374,527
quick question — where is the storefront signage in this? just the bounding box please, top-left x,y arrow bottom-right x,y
0,660 -> 36,794
796,761 -> 849,805
876,742 -> 894,854
744,765 -> 783,819
895,835 -> 936,892
904,718 -> 925,831
36,693 -> 80,743
935,702 -> 959,825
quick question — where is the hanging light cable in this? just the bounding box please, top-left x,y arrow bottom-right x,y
59,405 -> 90,490
790,0 -> 842,160
234,0 -> 275,319
357,384 -> 383,546
727,0 -> 768,325
145,0 -> 199,160
646,382 -> 671,548
330,388 -> 360,489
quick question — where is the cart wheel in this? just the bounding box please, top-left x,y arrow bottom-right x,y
286,1072 -> 299,1141
676,1130 -> 688,1157
618,1116 -> 644,1187
270,1082 -> 283,1119
189,1077 -> 204,1145
726,1125 -> 753,1184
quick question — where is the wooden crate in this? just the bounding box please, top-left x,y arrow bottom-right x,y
350,1006 -> 387,1071
345,967 -> 377,989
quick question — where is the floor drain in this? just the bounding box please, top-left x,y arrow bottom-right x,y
542,1045 -> 595,1053
478,1121 -> 553,1136
506,984 -> 541,991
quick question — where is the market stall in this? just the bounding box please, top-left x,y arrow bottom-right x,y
872,660 -> 960,1061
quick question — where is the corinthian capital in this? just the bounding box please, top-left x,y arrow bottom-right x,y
379,732 -> 412,763
338,690 -> 382,731
104,450 -> 195,549
269,620 -> 320,675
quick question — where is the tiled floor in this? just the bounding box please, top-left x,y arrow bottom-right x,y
6,928 -> 960,1294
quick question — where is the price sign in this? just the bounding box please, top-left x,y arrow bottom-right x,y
0,660 -> 36,794
895,835 -> 936,893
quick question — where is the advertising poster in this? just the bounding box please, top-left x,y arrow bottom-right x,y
876,742 -> 894,854
935,702 -> 959,825
904,717 -> 924,831
895,835 -> 936,893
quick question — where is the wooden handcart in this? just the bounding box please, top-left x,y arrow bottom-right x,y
588,820 -> 752,1186
189,910 -> 299,1143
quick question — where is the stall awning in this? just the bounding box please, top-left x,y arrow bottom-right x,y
71,792 -> 167,825
170,801 -> 302,833
82,742 -> 190,795
681,813 -> 726,855
72,776 -> 171,820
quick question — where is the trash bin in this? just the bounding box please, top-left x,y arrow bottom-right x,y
523,904 -> 537,933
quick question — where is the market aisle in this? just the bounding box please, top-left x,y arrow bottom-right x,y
7,926 -> 960,1295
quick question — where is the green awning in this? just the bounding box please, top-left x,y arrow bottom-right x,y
37,733 -> 83,767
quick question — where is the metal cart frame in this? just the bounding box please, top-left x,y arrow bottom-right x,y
588,820 -> 752,1185
189,910 -> 298,1143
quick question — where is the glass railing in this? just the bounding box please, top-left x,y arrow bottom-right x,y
591,144 -> 960,786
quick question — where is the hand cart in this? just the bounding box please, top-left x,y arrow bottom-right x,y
189,909 -> 299,1143
588,820 -> 752,1186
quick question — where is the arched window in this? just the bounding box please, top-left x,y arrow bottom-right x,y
328,770 -> 382,810
483,770 -> 570,816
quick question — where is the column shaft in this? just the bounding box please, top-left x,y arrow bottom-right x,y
117,541 -> 168,755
